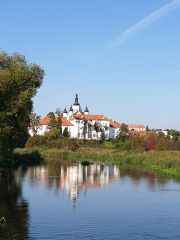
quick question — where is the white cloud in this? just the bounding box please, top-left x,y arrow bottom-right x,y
106,0 -> 180,50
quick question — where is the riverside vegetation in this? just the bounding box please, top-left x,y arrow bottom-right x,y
16,127 -> 180,180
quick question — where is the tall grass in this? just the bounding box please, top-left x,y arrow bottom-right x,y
15,147 -> 180,179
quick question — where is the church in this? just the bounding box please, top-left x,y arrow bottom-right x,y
29,94 -> 145,140
62,94 -> 89,118
61,94 -> 111,140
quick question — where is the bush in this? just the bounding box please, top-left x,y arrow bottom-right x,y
44,128 -> 60,141
102,141 -> 115,149
45,138 -> 78,151
26,135 -> 47,147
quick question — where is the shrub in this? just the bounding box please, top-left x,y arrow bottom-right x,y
44,128 -> 60,141
102,141 -> 115,149
26,135 -> 47,147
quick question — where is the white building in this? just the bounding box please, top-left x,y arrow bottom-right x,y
109,119 -> 121,139
29,116 -> 74,137
29,94 -> 145,140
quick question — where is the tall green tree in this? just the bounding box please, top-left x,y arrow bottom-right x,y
94,122 -> 104,141
30,113 -> 41,135
168,129 -> 179,142
55,108 -> 62,135
63,127 -> 70,138
47,109 -> 62,137
47,112 -> 57,129
117,123 -> 129,142
0,52 -> 44,162
82,119 -> 88,139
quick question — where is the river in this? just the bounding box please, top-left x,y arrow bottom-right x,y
0,161 -> 180,239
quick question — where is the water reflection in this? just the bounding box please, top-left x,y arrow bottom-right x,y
27,161 -> 172,207
27,162 -> 119,206
0,162 -> 179,239
119,165 -> 169,189
0,169 -> 29,240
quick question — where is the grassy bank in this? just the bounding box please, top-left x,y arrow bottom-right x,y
15,147 -> 180,179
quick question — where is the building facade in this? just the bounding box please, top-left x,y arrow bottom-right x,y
29,94 -> 145,140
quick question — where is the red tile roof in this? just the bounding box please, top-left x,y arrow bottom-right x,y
128,124 -> 145,129
39,116 -> 50,125
75,113 -> 109,121
62,117 -> 74,126
109,119 -> 121,128
39,116 -> 73,126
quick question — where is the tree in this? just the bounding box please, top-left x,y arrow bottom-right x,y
55,108 -> 62,135
82,119 -> 88,139
63,127 -> 70,138
29,113 -> 41,135
146,125 -> 150,132
0,52 -> 44,162
44,128 -> 60,141
144,132 -> 156,151
156,132 -> 168,151
117,123 -> 129,142
168,129 -> 179,142
47,109 -> 62,137
100,128 -> 106,141
47,112 -> 57,129
94,122 -> 101,141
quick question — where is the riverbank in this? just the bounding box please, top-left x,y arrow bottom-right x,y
0,150 -> 43,174
15,147 -> 180,179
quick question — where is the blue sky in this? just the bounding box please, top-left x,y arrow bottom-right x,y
0,0 -> 180,129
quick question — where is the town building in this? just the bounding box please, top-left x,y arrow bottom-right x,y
29,94 -> 145,140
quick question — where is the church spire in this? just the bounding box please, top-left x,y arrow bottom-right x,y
63,107 -> 68,117
74,94 -> 80,106
63,107 -> 67,113
69,105 -> 73,112
84,106 -> 89,115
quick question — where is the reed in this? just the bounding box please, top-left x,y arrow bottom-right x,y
15,147 -> 180,179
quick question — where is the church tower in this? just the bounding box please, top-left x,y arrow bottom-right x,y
84,106 -> 89,115
63,107 -> 68,117
72,94 -> 81,114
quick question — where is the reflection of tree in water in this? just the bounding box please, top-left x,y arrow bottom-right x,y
0,169 -> 29,240
119,165 -> 168,189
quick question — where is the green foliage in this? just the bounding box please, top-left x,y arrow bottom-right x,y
0,51 -> 44,162
63,127 -> 70,138
94,122 -> 106,141
47,110 -> 62,136
25,135 -> 47,148
156,132 -> 169,151
168,129 -> 179,142
102,141 -> 115,149
30,113 -> 41,135
47,112 -> 56,129
94,122 -> 101,132
117,123 -> 129,142
44,128 -> 61,141
82,119 -> 88,139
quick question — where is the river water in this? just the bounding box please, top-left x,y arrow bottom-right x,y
0,161 -> 180,239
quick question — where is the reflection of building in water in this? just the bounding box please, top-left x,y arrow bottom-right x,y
28,163 -> 120,205
60,164 -> 119,202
